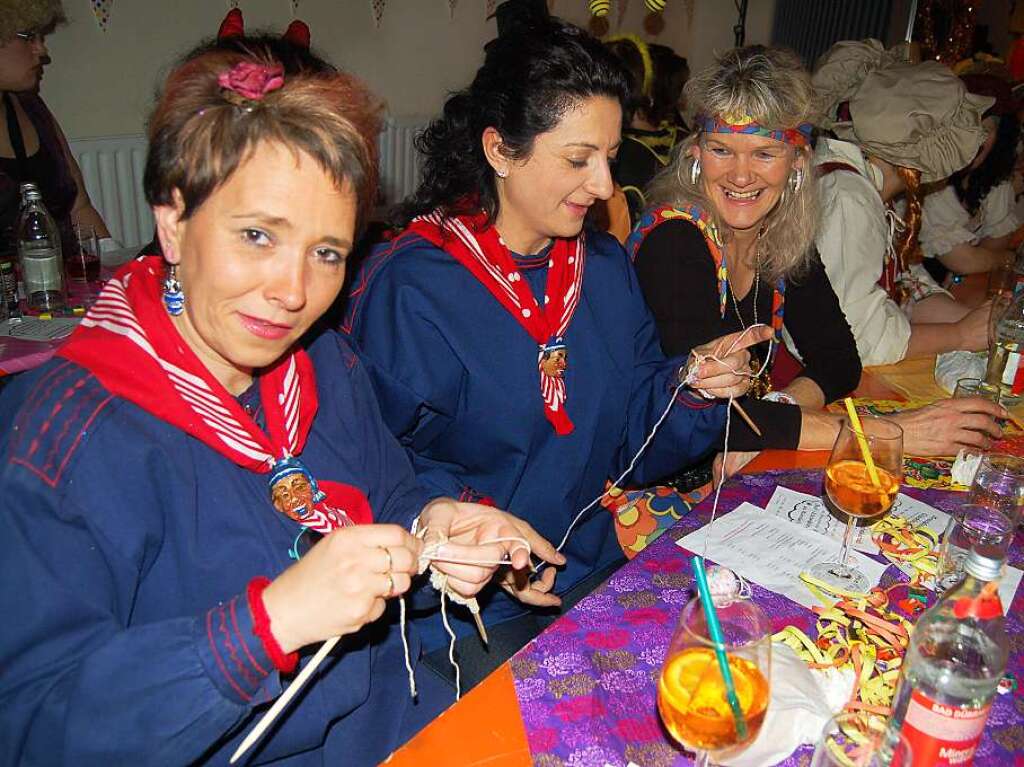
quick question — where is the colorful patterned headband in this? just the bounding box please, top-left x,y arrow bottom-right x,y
699,113 -> 813,148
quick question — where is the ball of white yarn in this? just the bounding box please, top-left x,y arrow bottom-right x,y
706,565 -> 741,604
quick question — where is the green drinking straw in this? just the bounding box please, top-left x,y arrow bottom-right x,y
691,555 -> 748,741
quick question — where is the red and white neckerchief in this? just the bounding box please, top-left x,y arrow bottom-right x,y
408,210 -> 585,435
59,255 -> 371,533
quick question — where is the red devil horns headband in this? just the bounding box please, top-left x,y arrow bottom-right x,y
218,8 -> 244,40
217,8 -> 311,50
283,20 -> 311,49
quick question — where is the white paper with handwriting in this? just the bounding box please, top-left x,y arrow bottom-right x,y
761,489 -> 1022,606
887,493 -> 951,536
764,487 -> 953,552
676,503 -> 888,610
764,487 -> 879,553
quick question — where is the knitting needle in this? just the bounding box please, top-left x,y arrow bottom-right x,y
730,400 -> 762,438
230,635 -> 340,764
233,578 -> 494,760
468,600 -> 489,645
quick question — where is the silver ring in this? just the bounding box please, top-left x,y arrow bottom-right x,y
383,572 -> 396,598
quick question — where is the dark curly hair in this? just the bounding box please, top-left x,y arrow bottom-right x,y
393,17 -> 629,228
952,113 -> 1020,217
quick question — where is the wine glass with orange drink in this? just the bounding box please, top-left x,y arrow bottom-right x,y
809,415 -> 904,592
657,594 -> 772,765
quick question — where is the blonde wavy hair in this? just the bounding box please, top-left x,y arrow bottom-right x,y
0,0 -> 64,43
647,45 -> 818,284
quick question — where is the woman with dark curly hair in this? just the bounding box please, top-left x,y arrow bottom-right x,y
344,3 -> 761,691
920,73 -> 1021,275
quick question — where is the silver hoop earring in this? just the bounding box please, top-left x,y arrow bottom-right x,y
789,169 -> 803,194
690,157 -> 701,185
163,263 -> 184,316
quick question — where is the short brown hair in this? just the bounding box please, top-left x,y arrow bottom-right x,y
144,46 -> 382,234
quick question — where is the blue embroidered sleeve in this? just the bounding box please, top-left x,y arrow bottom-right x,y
0,396 -> 278,765
0,357 -> 436,765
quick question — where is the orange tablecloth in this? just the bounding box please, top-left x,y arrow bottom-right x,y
387,666 -> 530,767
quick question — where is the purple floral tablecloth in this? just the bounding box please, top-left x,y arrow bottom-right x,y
510,469 -> 1024,767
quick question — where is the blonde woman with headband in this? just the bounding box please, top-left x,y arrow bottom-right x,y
629,46 -> 858,458
630,45 -> 1007,461
812,39 -> 994,366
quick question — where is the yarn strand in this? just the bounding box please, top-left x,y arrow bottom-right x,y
236,325 -> 773,762
552,323 -> 773,558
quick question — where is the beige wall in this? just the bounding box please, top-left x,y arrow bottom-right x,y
43,0 -> 775,141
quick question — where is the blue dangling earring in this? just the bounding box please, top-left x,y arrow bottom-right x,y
163,263 -> 184,316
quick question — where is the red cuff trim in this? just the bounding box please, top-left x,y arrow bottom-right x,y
247,576 -> 298,674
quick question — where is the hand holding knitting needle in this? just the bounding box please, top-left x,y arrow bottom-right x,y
686,325 -> 774,399
262,524 -> 423,655
232,502 -> 554,763
418,499 -> 564,643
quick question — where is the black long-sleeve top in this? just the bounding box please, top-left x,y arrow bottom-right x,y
633,219 -> 862,450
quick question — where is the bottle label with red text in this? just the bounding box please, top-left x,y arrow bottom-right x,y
898,689 -> 992,767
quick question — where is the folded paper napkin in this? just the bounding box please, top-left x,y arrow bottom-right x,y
717,642 -> 853,767
934,350 -> 987,394
951,448 -> 983,486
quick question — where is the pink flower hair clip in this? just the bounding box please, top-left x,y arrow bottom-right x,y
217,61 -> 285,109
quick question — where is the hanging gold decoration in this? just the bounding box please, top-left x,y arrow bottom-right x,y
916,0 -> 980,66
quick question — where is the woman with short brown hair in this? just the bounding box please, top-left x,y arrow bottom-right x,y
0,41 -> 542,765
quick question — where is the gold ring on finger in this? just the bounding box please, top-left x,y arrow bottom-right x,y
384,572 -> 396,598
380,545 -> 393,572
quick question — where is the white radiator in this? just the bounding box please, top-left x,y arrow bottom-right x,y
70,134 -> 152,251
68,116 -> 428,249
377,115 -> 427,210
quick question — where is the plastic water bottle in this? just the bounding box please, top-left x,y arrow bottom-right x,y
985,288 -> 1024,405
885,550 -> 1008,767
16,183 -> 65,313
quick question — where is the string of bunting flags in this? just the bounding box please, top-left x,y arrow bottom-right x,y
82,1 -> 683,36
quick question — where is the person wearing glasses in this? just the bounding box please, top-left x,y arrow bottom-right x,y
0,1 -> 110,253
